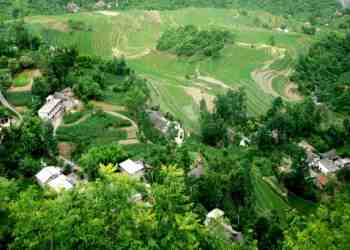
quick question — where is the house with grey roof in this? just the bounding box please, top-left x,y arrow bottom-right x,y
147,110 -> 185,145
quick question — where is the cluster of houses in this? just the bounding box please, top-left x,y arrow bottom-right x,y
36,166 -> 76,192
66,1 -> 119,13
147,110 -> 185,145
38,88 -> 79,124
35,158 -> 146,193
305,148 -> 350,175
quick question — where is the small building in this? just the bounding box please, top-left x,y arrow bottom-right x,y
205,208 -> 225,226
67,2 -> 80,13
38,96 -> 65,122
95,0 -> 106,9
205,208 -> 243,243
35,166 -> 74,192
147,110 -> 185,145
38,88 -> 78,123
119,159 -> 145,179
47,174 -> 74,192
0,117 -> 12,132
317,159 -> 339,174
239,136 -> 251,147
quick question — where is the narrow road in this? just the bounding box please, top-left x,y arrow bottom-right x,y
0,90 -> 23,122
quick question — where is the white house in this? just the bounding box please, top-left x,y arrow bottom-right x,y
47,175 -> 74,192
38,96 -> 65,121
204,208 -> 243,242
38,88 -> 78,123
36,166 -> 62,186
35,166 -> 74,192
205,208 -> 225,226
119,159 -> 145,179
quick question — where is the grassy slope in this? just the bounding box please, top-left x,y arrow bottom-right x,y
26,8 -> 309,129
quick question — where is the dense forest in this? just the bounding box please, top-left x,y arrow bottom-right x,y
0,0 -> 341,22
293,32 -> 350,115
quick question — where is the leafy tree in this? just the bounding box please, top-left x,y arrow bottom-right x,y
0,177 -> 18,248
215,88 -> 247,127
79,144 -> 128,180
283,189 -> 350,250
9,165 -> 240,250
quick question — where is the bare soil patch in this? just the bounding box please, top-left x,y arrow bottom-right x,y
91,101 -> 127,112
145,11 -> 162,24
58,142 -> 76,159
184,86 -> 215,112
9,69 -> 42,92
97,11 -> 120,17
284,82 -> 303,101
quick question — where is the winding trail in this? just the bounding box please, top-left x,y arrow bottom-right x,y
0,91 -> 23,123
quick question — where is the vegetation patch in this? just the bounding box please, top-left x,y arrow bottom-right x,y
56,111 -> 130,151
5,91 -> 32,107
13,73 -> 30,87
157,25 -> 235,57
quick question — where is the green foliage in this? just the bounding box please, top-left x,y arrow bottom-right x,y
215,88 -> 247,127
293,33 -> 350,115
157,25 -> 235,57
79,144 -> 128,180
8,165 -> 238,250
62,110 -> 88,124
56,111 -> 129,153
0,116 -> 57,178
283,188 -> 350,250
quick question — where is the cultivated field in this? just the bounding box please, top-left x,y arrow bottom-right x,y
26,8 -> 311,130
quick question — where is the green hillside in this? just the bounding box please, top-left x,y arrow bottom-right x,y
26,8 -> 311,130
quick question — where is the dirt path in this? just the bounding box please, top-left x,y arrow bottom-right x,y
8,69 -> 42,92
60,113 -> 91,128
195,66 -> 235,91
112,47 -> 152,59
0,91 -> 22,122
90,101 -> 126,112
284,82 -> 303,101
97,11 -> 120,17
104,111 -> 140,145
183,86 -> 215,112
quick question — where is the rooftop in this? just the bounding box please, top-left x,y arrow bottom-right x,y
36,166 -> 61,184
47,175 -> 74,192
119,159 -> 144,175
319,159 -> 338,173
38,97 -> 62,115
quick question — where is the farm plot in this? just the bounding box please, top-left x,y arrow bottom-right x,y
26,8 -> 310,129
56,111 -> 130,151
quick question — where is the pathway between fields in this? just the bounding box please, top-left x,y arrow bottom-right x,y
0,90 -> 22,123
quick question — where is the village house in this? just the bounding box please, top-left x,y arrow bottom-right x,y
301,141 -> 350,175
66,2 -> 80,13
205,208 -> 243,242
95,0 -> 106,9
35,166 -> 75,192
119,159 -> 145,179
0,117 -> 12,132
38,88 -> 78,123
147,110 -> 185,145
188,154 -> 205,178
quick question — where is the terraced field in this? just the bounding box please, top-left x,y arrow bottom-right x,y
26,8 -> 311,130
